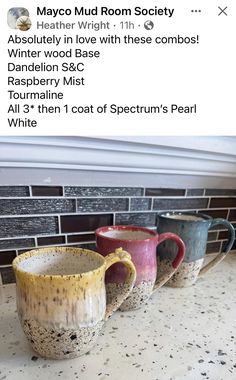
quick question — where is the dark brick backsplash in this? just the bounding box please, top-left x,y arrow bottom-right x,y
37,235 -> 65,246
0,217 -> 58,238
206,241 -> 222,254
61,214 -> 113,233
199,209 -> 229,219
0,267 -> 15,284
65,187 -> 143,197
228,210 -> 236,221
0,250 -> 16,265
32,186 -> 63,197
186,189 -> 204,196
115,212 -> 156,227
0,199 -> 75,215
205,189 -> 236,196
210,198 -> 236,208
145,188 -> 185,197
77,198 -> 128,213
0,238 -> 35,250
0,186 -> 29,197
153,198 -> 208,211
67,233 -> 95,243
207,231 -> 218,242
0,186 -> 235,285
130,198 -> 152,211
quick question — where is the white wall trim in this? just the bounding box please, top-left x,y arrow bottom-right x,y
0,136 -> 236,187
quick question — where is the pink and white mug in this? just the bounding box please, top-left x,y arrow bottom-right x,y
96,225 -> 185,311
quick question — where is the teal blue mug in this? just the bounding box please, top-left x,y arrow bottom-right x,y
156,212 -> 235,287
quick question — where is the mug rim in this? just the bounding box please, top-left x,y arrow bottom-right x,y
12,246 -> 105,279
95,225 -> 158,242
157,211 -> 212,222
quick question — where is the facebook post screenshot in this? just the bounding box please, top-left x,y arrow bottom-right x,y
0,2 -> 236,380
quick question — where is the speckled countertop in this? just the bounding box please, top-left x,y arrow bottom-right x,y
1,254 -> 236,380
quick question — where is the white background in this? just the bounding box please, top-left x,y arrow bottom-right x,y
0,0 -> 235,135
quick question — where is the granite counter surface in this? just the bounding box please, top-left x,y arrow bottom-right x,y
0,254 -> 236,380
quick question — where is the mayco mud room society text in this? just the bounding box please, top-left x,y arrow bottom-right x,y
37,6 -> 175,18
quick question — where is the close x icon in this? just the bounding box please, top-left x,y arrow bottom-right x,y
218,6 -> 228,16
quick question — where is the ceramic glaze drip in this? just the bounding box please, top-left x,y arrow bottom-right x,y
157,257 -> 204,287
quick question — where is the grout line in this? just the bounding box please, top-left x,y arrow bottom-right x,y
75,198 -> 78,213
151,197 -> 154,210
128,198 -> 131,212
34,237 -> 38,248
0,231 -> 97,242
29,186 -> 32,197
207,197 -> 211,208
1,205 -> 233,219
226,209 -> 230,219
62,186 -> 65,197
2,194 -> 236,199
57,215 -> 61,234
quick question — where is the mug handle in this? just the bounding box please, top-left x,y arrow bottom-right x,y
153,233 -> 185,293
199,218 -> 235,276
104,248 -> 136,320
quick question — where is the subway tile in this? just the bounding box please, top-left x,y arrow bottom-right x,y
153,198 -> 208,211
209,198 -> 236,208
207,231 -> 218,242
0,217 -> 58,238
18,248 -> 35,255
218,223 -> 236,240
198,209 -> 228,219
0,266 -> 15,284
65,187 -> 143,197
61,214 -> 113,233
37,235 -> 65,246
218,230 -> 229,240
229,210 -> 236,221
67,234 -> 95,243
230,240 -> 236,251
0,186 -> 29,197
206,241 -> 222,254
130,198 -> 152,211
31,186 -> 63,196
115,212 -> 156,227
68,243 -> 97,251
205,189 -> 236,196
186,189 -> 204,196
77,198 -> 128,213
145,188 -> 185,197
221,239 -> 236,252
0,238 -> 35,250
0,250 -> 16,265
0,199 -> 75,215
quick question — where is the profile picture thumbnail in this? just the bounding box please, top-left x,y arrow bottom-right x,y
7,7 -> 32,31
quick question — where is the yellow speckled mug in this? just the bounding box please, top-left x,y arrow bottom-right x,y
12,247 -> 136,359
